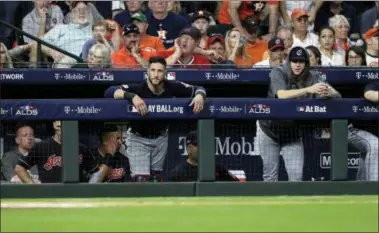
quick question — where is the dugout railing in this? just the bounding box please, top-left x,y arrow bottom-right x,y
0,97 -> 378,198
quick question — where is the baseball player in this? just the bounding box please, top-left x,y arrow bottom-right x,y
257,46 -> 341,182
104,56 -> 206,182
348,81 -> 379,181
87,125 -> 130,183
14,121 -> 91,183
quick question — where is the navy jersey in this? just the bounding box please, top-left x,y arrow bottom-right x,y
104,80 -> 206,137
364,82 -> 379,92
146,12 -> 189,49
88,151 -> 130,183
17,137 -> 91,183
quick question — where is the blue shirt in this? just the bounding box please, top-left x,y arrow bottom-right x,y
146,12 -> 189,49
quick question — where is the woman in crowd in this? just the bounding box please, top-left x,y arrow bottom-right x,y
306,45 -> 322,66
345,46 -> 367,67
0,42 -> 14,68
225,28 -> 254,68
318,26 -> 345,66
73,43 -> 111,68
329,14 -> 361,54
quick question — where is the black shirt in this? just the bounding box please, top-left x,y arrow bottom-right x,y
118,80 -> 205,137
169,160 -> 239,182
17,137 -> 90,183
87,151 -> 130,183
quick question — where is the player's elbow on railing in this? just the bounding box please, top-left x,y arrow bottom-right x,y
364,91 -> 379,103
104,86 -> 123,99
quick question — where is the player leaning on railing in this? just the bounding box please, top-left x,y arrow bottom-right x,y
257,46 -> 341,182
104,56 -> 206,182
364,82 -> 379,103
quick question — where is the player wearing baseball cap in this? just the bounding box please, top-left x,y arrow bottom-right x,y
257,46 -> 341,182
254,36 -> 285,67
168,131 -> 239,182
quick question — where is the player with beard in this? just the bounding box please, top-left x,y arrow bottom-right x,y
104,56 -> 206,182
88,125 -> 131,183
15,121 -> 91,183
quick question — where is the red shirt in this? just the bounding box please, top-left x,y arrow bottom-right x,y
175,54 -> 211,69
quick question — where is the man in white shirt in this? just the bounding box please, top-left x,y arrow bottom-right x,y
291,9 -> 319,48
254,36 -> 284,68
364,28 -> 379,67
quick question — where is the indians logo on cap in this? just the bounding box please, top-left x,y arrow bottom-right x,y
276,39 -> 281,45
296,49 -> 303,56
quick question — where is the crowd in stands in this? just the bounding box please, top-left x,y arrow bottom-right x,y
0,0 -> 378,69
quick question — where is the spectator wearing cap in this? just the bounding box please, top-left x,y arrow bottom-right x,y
241,16 -> 269,65
314,1 -> 360,40
318,26 -> 344,66
360,2 -> 379,37
22,0 -> 64,44
364,28 -> 379,67
218,1 -> 279,40
279,0 -> 323,31
225,28 -> 254,68
129,12 -> 165,53
146,0 -> 189,49
114,0 -> 145,29
207,33 -> 236,69
168,131 -> 239,182
81,20 -> 116,61
262,26 -> 293,61
39,1 -> 92,68
166,27 -> 211,69
254,37 -> 284,67
191,10 -> 211,49
112,23 -> 157,69
291,9 -> 320,49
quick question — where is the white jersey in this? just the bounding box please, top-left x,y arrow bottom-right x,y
292,32 -> 319,49
320,51 -> 344,67
365,53 -> 379,67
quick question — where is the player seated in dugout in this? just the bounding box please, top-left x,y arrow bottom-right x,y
169,131 -> 239,182
87,124 -> 131,183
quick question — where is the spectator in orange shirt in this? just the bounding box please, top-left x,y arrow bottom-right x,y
241,16 -> 268,65
225,28 -> 254,68
166,27 -> 211,69
218,1 -> 279,41
129,12 -> 166,53
112,23 -> 157,69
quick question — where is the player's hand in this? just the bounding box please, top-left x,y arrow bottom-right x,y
132,95 -> 148,116
307,83 -> 329,95
189,94 -> 204,113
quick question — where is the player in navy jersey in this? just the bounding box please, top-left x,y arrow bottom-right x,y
15,121 -> 91,183
87,125 -> 130,183
104,56 -> 206,182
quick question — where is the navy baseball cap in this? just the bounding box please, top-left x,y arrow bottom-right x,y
192,10 -> 211,23
179,27 -> 201,41
268,36 -> 284,51
186,131 -> 197,145
122,23 -> 140,36
288,46 -> 309,62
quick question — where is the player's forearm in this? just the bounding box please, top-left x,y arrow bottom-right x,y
89,165 -> 110,183
324,84 -> 341,99
14,165 -> 34,184
364,91 -> 379,103
276,88 -> 309,99
194,86 -> 207,98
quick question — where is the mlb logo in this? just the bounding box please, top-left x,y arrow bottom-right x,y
128,105 -> 138,112
297,106 -> 305,112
